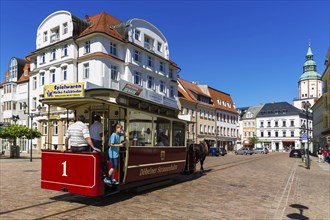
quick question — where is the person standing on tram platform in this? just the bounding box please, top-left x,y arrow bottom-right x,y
104,124 -> 125,185
65,115 -> 101,153
90,115 -> 103,151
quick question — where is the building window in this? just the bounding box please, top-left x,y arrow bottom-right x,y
290,120 -> 294,127
268,131 -> 271,137
169,69 -> 173,79
51,49 -> 56,60
200,124 -> 203,133
50,26 -> 60,42
83,63 -> 89,79
43,31 -> 48,42
32,77 -> 37,90
275,131 -> 278,137
275,121 -> 278,127
53,121 -> 58,135
282,121 -> 286,127
133,71 -> 142,86
147,56 -> 154,67
40,73 -> 45,86
43,123 -> 47,135
110,42 -> 117,56
291,131 -> 294,137
144,35 -> 154,50
170,86 -> 174,98
62,66 -> 67,81
157,42 -> 162,52
159,61 -> 164,72
261,131 -> 264,137
50,70 -> 56,83
110,65 -> 118,81
260,121 -> 264,127
133,50 -> 141,62
85,41 -> 90,53
283,131 -> 286,137
63,22 -> 68,34
62,45 -> 68,57
159,80 -> 165,93
40,53 -> 45,64
33,97 -> 37,109
267,121 -> 271,127
147,76 -> 154,90
134,30 -> 140,41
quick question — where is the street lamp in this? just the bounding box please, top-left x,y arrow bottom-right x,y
304,101 -> 311,169
11,115 -> 20,124
22,102 -> 42,162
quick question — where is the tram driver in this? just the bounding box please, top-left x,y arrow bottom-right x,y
64,115 -> 101,153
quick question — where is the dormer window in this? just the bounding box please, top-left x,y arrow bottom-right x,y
134,30 -> 140,41
50,26 -> 60,43
157,42 -> 162,52
9,58 -> 18,79
144,35 -> 154,51
85,41 -> 90,54
62,22 -> 68,35
43,31 -> 48,42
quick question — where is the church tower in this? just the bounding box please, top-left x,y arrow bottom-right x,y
293,43 -> 322,109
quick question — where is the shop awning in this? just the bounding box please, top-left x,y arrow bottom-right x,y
282,140 -> 295,143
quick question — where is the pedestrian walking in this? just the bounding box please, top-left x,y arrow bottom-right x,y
322,148 -> 328,163
317,147 -> 323,162
65,115 -> 101,153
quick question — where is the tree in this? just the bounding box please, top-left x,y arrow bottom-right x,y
0,124 -> 42,158
248,136 -> 259,147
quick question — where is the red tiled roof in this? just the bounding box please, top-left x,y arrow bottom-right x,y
208,87 -> 237,114
17,63 -> 30,83
79,12 -> 123,41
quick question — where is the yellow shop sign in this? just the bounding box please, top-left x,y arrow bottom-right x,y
44,83 -> 84,99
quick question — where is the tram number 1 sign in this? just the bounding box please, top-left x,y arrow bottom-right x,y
41,151 -> 104,196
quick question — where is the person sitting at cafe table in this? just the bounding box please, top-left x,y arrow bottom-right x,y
64,115 -> 101,153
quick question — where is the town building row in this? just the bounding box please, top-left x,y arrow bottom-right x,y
0,10 -> 239,155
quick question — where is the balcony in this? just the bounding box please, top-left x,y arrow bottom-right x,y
50,34 -> 59,43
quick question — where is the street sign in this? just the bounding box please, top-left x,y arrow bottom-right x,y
301,132 -> 307,140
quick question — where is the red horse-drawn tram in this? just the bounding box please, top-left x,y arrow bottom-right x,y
40,87 -> 197,196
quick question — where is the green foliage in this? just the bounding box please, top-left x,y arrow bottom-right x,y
248,136 -> 259,147
0,124 -> 41,140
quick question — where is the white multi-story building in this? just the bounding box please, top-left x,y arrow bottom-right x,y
0,57 -> 30,154
293,43 -> 322,109
256,102 -> 312,152
25,10 -> 179,153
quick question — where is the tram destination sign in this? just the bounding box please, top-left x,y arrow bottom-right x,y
44,82 -> 85,99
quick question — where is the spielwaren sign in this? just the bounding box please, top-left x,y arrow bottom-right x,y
44,83 -> 84,99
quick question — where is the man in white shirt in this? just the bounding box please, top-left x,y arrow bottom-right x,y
65,115 -> 100,153
90,115 -> 103,151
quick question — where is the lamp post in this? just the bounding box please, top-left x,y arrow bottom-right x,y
11,115 -> 20,124
304,101 -> 311,169
23,102 -> 42,162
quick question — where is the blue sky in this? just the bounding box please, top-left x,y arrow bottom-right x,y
1,0 -> 329,107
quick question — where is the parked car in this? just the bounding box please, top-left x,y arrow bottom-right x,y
254,147 -> 269,154
289,149 -> 302,158
208,147 -> 220,156
235,147 -> 254,155
219,148 -> 227,156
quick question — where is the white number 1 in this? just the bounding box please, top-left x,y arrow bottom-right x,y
62,161 -> 68,176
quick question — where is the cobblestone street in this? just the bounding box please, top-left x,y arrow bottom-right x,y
1,152 -> 329,219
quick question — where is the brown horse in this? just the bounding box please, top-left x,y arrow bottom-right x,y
191,143 -> 208,173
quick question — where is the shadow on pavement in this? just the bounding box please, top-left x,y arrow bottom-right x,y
49,171 -> 209,207
287,204 -> 309,220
